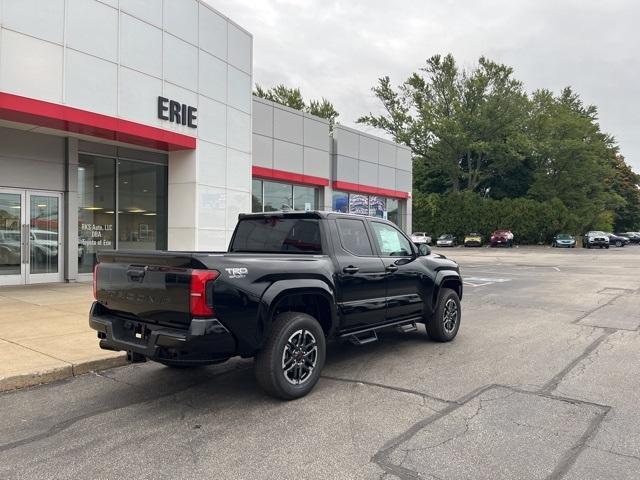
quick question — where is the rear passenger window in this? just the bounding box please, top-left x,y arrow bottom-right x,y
336,219 -> 374,256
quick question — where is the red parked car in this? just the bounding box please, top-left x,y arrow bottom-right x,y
490,230 -> 514,247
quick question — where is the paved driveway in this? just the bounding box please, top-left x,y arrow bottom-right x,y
1,246 -> 640,479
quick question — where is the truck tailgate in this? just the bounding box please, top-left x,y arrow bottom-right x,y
95,251 -> 208,328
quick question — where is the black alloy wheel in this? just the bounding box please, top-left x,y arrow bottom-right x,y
255,311 -> 326,400
426,288 -> 461,342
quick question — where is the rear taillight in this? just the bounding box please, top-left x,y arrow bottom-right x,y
190,269 -> 220,317
93,263 -> 100,300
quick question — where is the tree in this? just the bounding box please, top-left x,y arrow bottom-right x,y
608,154 -> 640,231
254,84 -> 339,126
358,54 -> 529,194
359,53 -> 639,236
527,88 -> 623,231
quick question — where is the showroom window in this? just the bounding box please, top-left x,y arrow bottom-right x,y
332,191 -> 348,213
77,155 -> 116,274
349,194 -> 368,215
118,160 -> 167,251
252,179 -> 263,212
387,198 -> 399,225
77,154 -> 167,274
252,179 -> 318,212
369,196 -> 386,218
331,191 -> 402,227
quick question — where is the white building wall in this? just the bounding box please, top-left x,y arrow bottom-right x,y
0,0 -> 253,251
332,125 -> 413,231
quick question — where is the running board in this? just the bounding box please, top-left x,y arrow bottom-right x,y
341,317 -> 422,346
396,321 -> 418,333
348,330 -> 378,346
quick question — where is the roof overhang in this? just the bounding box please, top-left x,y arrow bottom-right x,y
0,92 -> 196,151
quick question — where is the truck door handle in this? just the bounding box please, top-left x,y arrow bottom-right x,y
343,266 -> 359,274
385,264 -> 399,272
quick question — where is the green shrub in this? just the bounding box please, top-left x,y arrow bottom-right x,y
412,192 -> 603,244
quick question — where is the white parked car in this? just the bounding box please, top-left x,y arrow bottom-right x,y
411,232 -> 432,245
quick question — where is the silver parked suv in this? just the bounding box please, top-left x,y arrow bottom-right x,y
583,231 -> 610,249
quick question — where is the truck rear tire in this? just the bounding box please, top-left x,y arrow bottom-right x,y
426,288 -> 461,342
255,312 -> 326,400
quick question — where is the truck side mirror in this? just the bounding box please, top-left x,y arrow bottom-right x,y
416,243 -> 431,256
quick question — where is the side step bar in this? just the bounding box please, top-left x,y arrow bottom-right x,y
396,321 -> 418,333
348,330 -> 378,346
343,318 -> 421,346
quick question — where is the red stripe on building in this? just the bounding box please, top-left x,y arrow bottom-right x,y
252,166 -> 330,187
0,92 -> 196,151
332,181 -> 410,199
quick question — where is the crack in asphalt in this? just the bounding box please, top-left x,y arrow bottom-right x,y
320,375 -> 454,406
372,323 -> 620,480
540,329 -> 616,394
589,446 -> 640,463
545,405 -> 611,480
570,294 -> 623,324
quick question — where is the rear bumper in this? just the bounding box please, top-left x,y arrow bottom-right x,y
89,302 -> 237,364
587,240 -> 608,246
490,239 -> 510,246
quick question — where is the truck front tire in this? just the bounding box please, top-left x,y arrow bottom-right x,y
426,288 -> 461,342
255,312 -> 326,400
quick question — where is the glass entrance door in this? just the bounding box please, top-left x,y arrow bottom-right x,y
0,189 -> 63,285
0,191 -> 23,285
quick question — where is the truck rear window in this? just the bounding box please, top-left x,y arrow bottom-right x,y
230,218 -> 322,254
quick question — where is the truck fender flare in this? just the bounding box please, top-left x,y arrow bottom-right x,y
431,271 -> 463,312
258,279 -> 338,339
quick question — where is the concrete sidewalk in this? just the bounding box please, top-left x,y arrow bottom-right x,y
0,283 -> 125,392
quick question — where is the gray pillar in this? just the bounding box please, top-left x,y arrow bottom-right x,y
64,138 -> 79,281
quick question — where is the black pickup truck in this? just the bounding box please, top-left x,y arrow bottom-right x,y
90,211 -> 463,399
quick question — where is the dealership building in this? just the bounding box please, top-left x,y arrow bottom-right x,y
0,0 -> 412,286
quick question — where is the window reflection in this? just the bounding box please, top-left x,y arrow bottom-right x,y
252,179 -> 263,212
332,191 -> 348,213
30,196 -> 59,274
293,185 -> 317,211
77,155 -> 115,273
263,182 -> 293,212
77,154 -> 167,273
0,193 -> 22,276
118,160 -> 167,250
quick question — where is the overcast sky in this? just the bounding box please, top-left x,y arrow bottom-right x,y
209,0 -> 640,172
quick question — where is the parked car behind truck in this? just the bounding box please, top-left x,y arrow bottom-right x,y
552,234 -> 576,248
583,231 -> 609,249
463,233 -> 483,247
606,233 -> 629,247
410,232 -> 432,245
490,230 -> 514,247
90,211 -> 463,400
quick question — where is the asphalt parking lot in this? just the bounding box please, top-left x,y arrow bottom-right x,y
1,245 -> 640,480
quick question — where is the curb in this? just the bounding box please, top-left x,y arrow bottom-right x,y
0,353 -> 128,393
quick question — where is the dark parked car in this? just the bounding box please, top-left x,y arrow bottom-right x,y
490,230 -> 514,247
551,234 -> 576,248
436,234 -> 457,247
607,233 -> 629,247
463,233 -> 483,247
617,232 -> 640,244
90,211 -> 463,400
583,231 -> 609,249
